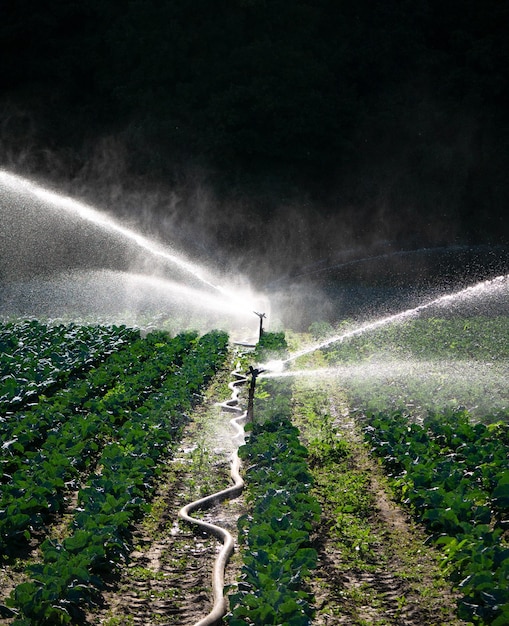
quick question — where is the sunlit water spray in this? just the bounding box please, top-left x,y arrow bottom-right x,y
260,276 -> 509,420
260,359 -> 509,420
277,274 -> 509,367
0,169 -> 265,319
0,269 -> 264,332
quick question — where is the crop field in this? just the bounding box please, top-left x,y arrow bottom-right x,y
317,316 -> 509,420
0,320 -> 228,625
2,6 -> 509,623
282,315 -> 509,626
0,315 -> 508,626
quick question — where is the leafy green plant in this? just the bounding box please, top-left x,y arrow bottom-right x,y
363,409 -> 509,624
229,344 -> 320,625
0,320 -> 138,414
0,330 -> 203,553
230,418 -> 320,625
252,330 -> 288,363
3,329 -> 229,624
324,317 -> 509,364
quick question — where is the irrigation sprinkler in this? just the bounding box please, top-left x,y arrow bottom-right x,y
246,365 -> 264,423
254,311 -> 266,340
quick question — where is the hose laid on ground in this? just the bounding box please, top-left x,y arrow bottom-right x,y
178,366 -> 249,626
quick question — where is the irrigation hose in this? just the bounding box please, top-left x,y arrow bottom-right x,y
178,367 -> 249,626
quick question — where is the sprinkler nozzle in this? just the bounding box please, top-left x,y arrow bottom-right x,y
254,311 -> 266,340
247,365 -> 265,378
246,365 -> 265,423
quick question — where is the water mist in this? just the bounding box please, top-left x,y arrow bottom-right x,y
0,169 -> 269,334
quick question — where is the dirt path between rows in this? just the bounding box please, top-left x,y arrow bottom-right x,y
87,358 -> 247,626
91,469 -> 244,626
304,387 -> 467,626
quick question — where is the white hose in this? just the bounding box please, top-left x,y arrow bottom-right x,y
178,367 -> 249,626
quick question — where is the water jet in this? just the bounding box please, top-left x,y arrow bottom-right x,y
0,169 -> 270,331
283,274 -> 509,364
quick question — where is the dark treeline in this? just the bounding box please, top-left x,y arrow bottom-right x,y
1,0 -> 508,251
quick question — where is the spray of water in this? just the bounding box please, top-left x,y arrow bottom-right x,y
0,169 -> 263,318
0,269 -> 265,325
280,274 -> 509,365
260,367 -> 339,380
260,359 -> 509,419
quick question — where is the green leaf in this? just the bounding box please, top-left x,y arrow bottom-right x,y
63,530 -> 93,553
492,607 -> 509,626
492,478 -> 509,511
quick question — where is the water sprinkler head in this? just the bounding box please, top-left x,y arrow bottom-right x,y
254,311 -> 266,340
247,365 -> 265,378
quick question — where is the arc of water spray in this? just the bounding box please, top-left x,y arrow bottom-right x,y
178,366 -> 249,626
283,274 -> 509,364
0,170 -> 255,315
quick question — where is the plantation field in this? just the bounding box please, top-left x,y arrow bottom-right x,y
1,317 -> 508,626
0,320 -> 228,625
285,316 -> 509,625
310,316 -> 509,420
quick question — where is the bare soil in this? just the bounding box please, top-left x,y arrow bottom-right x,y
91,466 -> 240,626
305,388 -> 467,626
310,475 -> 465,625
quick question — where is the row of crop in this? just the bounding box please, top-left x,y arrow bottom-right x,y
229,417 -> 320,626
317,316 -> 509,422
0,330 -> 200,555
5,329 -> 229,625
363,409 -> 509,625
323,316 -> 509,363
0,320 -> 138,413
0,329 -> 195,465
228,332 -> 320,625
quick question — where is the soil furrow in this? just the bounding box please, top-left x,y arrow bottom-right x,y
295,381 -> 466,626
88,358 -> 246,625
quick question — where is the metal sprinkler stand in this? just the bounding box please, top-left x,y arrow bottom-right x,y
254,311 -> 266,341
246,365 -> 264,423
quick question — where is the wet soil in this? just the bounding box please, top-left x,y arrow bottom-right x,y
86,358 -> 247,626
91,470 -> 242,626
305,389 -> 467,626
311,479 -> 464,625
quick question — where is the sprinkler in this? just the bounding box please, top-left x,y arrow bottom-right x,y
246,365 -> 264,422
254,311 -> 266,340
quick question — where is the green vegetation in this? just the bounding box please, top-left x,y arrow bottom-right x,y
228,332 -> 319,625
295,389 -> 373,564
229,417 -> 320,626
2,315 -> 508,625
251,330 -> 289,364
323,317 -> 509,363
0,324 -> 228,625
0,320 -> 137,413
364,410 -> 509,625
321,316 -> 509,420
285,318 -> 509,624
0,330 -> 199,553
309,317 -> 509,622
293,383 -> 465,625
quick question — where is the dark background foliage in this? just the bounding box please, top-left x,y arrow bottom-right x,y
1,0 -> 508,274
